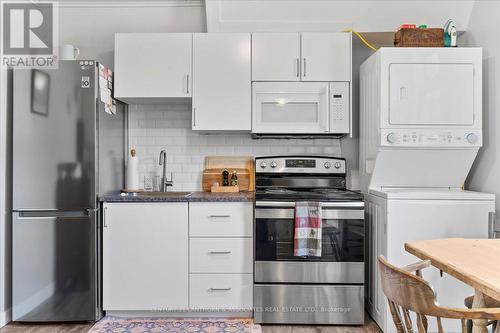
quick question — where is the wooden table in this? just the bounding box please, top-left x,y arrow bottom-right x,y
405,238 -> 500,333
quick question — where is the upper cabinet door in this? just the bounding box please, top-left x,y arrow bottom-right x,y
301,32 -> 351,82
192,33 -> 251,131
114,33 -> 192,103
252,33 -> 301,81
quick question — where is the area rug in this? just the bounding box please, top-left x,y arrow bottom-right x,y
88,317 -> 262,333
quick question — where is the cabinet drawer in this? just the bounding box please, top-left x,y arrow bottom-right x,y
189,274 -> 253,310
190,238 -> 253,273
189,202 -> 253,237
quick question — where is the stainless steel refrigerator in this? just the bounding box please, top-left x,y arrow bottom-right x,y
11,61 -> 125,321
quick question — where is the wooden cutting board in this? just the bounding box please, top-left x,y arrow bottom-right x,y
202,168 -> 251,192
202,156 -> 254,192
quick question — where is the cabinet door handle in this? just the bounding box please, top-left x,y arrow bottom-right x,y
208,251 -> 231,255
208,214 -> 231,218
489,212 -> 496,238
192,107 -> 196,127
208,288 -> 231,292
103,207 -> 108,228
296,58 -> 300,77
186,74 -> 190,94
302,58 -> 307,77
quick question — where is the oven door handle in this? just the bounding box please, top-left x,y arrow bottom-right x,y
255,201 -> 364,208
255,208 -> 365,220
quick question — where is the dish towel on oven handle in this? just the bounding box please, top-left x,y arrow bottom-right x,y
294,201 -> 322,257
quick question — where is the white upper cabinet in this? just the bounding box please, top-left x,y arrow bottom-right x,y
252,32 -> 351,82
301,32 -> 351,82
114,33 -> 192,103
252,33 -> 301,81
192,33 -> 251,131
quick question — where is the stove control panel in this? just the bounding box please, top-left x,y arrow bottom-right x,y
381,129 -> 482,147
256,156 -> 346,174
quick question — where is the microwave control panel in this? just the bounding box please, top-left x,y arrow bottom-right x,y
380,129 -> 482,147
329,82 -> 350,134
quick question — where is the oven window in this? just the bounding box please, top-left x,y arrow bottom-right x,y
255,216 -> 364,262
261,102 -> 319,123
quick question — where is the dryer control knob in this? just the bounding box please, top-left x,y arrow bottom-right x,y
334,162 -> 342,169
387,132 -> 398,144
270,161 -> 278,168
324,162 -> 332,169
466,133 -> 478,144
260,162 -> 267,169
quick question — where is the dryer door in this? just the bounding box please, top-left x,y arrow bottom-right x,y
389,63 -> 474,126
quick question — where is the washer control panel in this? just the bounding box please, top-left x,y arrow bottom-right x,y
381,129 -> 482,147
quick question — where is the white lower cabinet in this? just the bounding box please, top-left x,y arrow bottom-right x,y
102,203 -> 189,311
189,202 -> 254,313
190,238 -> 253,274
102,201 -> 253,314
189,274 -> 253,310
189,202 -> 253,237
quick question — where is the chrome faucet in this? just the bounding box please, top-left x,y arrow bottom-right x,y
159,150 -> 173,192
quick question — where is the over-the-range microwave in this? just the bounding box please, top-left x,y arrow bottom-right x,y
251,82 -> 350,137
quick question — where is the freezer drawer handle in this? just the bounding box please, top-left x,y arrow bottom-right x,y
17,210 -> 91,218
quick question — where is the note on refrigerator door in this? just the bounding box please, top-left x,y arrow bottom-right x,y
98,63 -> 107,79
99,76 -> 107,90
100,87 -> 111,105
104,104 -> 112,115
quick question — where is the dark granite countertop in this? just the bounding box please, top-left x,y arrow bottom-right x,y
99,191 -> 254,203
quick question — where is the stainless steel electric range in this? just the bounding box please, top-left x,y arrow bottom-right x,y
253,156 -> 365,325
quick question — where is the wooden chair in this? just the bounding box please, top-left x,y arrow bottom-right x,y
378,255 -> 500,333
464,295 -> 500,332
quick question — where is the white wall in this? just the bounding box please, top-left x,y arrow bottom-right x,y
58,1 -> 206,65
206,0 -> 474,33
0,61 -> 12,328
465,0 -> 500,227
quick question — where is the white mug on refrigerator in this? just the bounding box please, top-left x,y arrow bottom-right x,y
60,44 -> 80,60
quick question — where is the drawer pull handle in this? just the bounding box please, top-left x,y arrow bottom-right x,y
208,287 -> 231,292
208,251 -> 231,255
208,215 -> 231,218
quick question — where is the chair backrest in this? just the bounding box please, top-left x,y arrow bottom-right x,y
378,256 -> 471,333
378,256 -> 442,317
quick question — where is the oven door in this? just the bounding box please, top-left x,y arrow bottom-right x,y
252,82 -> 330,134
254,201 -> 364,284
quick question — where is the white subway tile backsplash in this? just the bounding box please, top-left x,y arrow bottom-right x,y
137,137 -> 155,145
138,119 -> 155,128
128,104 -> 342,191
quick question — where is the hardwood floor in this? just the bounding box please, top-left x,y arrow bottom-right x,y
0,315 -> 381,333
261,315 -> 382,333
0,322 -> 93,333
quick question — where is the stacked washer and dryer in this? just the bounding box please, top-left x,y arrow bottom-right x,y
360,48 -> 496,333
